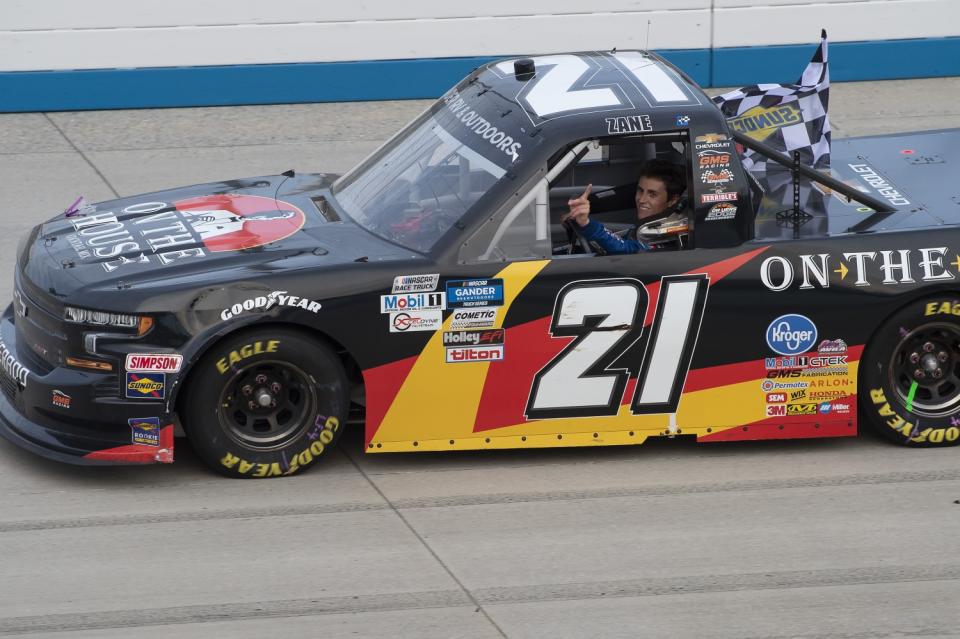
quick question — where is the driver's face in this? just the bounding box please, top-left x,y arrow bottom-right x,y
635,176 -> 678,221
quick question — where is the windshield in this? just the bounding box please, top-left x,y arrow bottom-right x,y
332,113 -> 509,252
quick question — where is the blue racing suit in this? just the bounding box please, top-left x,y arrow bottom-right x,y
579,220 -> 653,254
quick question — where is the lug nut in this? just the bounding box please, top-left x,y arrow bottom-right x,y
255,374 -> 267,384
915,369 -> 926,379
909,353 -> 920,363
242,384 -> 253,396
932,369 -> 943,379
270,399 -> 277,408
270,382 -> 281,393
923,341 -> 935,352
938,351 -> 949,362
247,400 -> 255,410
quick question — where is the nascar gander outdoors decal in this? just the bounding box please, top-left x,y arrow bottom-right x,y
66,194 -> 306,273
446,279 -> 504,308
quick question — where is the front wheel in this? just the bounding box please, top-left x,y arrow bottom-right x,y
860,297 -> 960,447
183,329 -> 349,477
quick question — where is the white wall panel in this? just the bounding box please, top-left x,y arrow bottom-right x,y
2,1 -> 709,31
714,0 -> 960,47
0,11 -> 711,72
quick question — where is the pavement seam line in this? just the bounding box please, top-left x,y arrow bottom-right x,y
2,467 -> 958,533
1,564 -> 958,635
340,447 -> 510,639
42,113 -> 121,199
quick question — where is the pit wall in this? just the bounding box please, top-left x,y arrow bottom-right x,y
1,0 -> 957,111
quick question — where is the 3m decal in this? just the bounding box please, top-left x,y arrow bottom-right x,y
215,340 -> 280,374
526,275 -> 709,419
390,311 -> 442,333
445,279 -> 504,308
125,372 -> 165,400
380,292 -> 445,313
392,274 -> 440,293
125,353 -> 183,373
766,404 -> 786,417
129,417 -> 161,446
220,291 -> 321,320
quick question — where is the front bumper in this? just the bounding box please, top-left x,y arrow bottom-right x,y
0,306 -> 173,465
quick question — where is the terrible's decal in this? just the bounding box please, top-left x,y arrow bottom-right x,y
760,247 -> 959,291
700,191 -> 738,204
65,195 -> 306,273
220,291 -> 321,321
219,416 -> 340,476
215,340 -> 280,374
125,353 -> 183,373
125,372 -> 165,400
445,279 -> 504,308
129,417 -> 161,446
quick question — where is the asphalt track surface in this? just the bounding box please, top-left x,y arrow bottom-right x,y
1,79 -> 959,638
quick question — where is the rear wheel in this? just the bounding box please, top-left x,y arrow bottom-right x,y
183,329 -> 349,477
860,297 -> 960,447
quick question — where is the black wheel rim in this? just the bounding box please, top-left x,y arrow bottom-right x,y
218,360 -> 316,450
888,322 -> 960,417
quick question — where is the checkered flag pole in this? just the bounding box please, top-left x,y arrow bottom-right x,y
713,30 -> 830,173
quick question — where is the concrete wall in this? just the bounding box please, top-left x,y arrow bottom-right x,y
1,0 -> 958,111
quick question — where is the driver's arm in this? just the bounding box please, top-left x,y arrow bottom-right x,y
579,221 -> 654,254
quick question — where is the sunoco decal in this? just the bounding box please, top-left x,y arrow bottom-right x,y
125,372 -> 166,400
66,194 -> 306,273
728,103 -> 802,142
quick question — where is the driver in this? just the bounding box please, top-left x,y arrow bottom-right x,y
561,159 -> 685,254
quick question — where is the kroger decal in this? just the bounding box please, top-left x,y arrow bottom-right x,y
766,314 -> 818,356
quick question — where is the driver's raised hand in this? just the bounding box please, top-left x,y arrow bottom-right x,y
562,184 -> 592,227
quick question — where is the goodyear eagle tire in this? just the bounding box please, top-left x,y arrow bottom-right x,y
860,297 -> 960,447
183,329 -> 349,477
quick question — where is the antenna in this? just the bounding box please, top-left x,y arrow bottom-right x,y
645,20 -> 651,51
273,169 -> 295,212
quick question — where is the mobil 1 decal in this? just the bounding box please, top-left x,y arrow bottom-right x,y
525,275 -> 709,419
66,194 -> 305,273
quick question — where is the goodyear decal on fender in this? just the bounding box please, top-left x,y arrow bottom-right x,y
728,103 -> 802,142
125,372 -> 165,400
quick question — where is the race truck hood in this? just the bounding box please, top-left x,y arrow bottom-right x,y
20,174 -> 417,302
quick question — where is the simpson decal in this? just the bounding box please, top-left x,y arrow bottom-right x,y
125,353 -> 183,373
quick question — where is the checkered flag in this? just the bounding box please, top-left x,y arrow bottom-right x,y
713,30 -> 830,172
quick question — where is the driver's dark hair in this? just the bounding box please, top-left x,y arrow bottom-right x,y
637,159 -> 685,199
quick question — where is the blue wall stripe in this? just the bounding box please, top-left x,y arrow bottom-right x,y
0,37 -> 956,113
